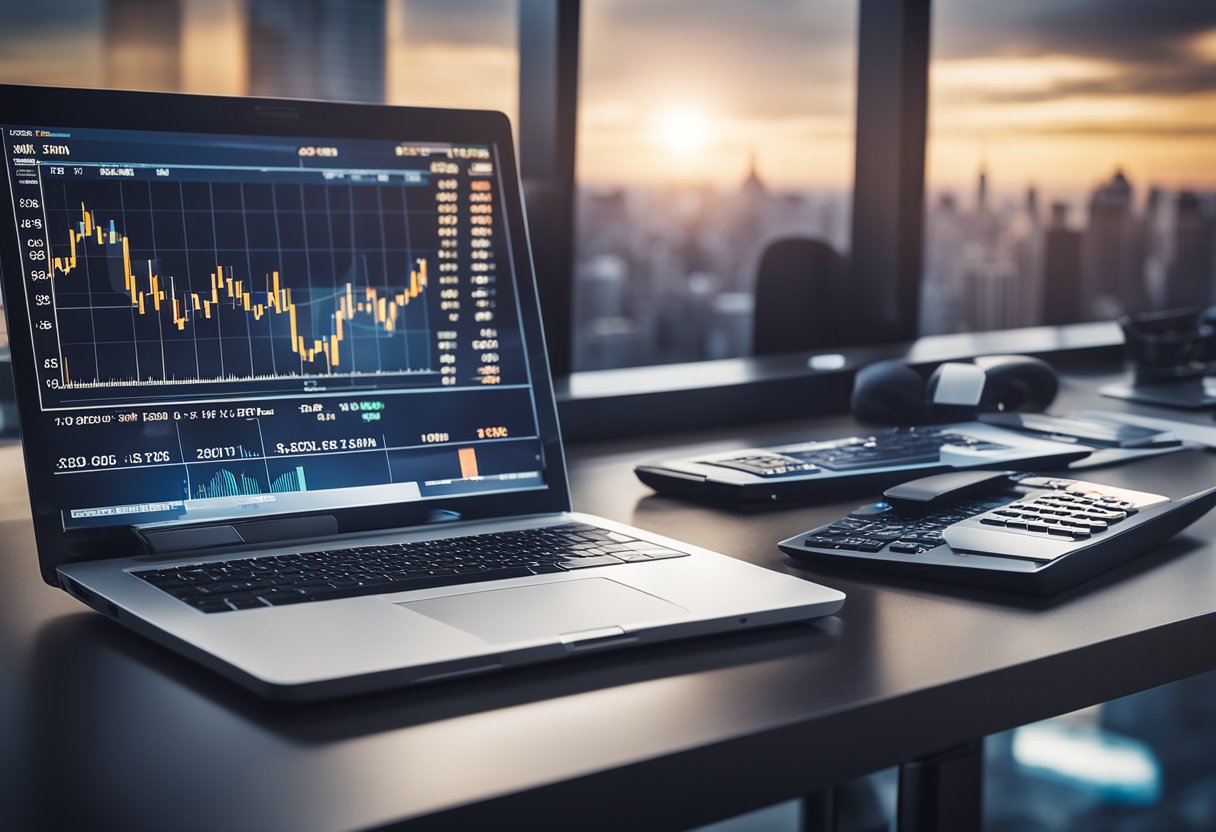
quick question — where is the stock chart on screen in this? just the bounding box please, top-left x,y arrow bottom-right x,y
1,124 -> 547,530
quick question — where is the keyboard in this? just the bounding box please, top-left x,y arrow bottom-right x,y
704,428 -> 1011,478
798,484 -> 1125,555
136,523 -> 689,613
779,473 -> 1216,594
634,422 -> 1091,505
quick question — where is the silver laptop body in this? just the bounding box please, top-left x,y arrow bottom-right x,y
0,85 -> 844,701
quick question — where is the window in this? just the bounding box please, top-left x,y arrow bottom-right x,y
573,0 -> 858,370
0,0 -> 516,114
0,0 -> 517,323
921,0 -> 1216,335
386,0 -> 517,120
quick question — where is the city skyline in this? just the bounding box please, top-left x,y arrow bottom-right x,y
0,1 -> 1212,191
0,0 -> 1212,371
573,156 -> 1215,368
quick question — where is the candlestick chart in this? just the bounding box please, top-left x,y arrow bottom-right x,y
36,174 -> 443,406
2,123 -> 541,533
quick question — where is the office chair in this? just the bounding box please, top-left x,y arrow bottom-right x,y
751,237 -> 853,355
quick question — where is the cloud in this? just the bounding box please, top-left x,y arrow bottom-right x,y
580,0 -> 856,121
0,29 -> 101,88
935,0 -> 1216,64
938,61 -> 1216,108
976,64 -> 1216,103
392,0 -> 859,122
932,0 -> 1216,109
397,0 -> 515,47
588,0 -> 854,52
1010,121 -> 1216,140
0,0 -> 99,39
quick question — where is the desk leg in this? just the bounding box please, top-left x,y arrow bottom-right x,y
802,776 -> 890,832
801,789 -> 834,832
897,740 -> 983,832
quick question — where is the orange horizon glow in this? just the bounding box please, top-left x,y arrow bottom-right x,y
926,52 -> 1216,195
0,9 -> 1210,195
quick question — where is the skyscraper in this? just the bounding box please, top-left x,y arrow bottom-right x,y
1042,203 -> 1084,324
961,253 -> 1021,331
1083,169 -> 1144,316
1025,185 -> 1040,224
732,149 -> 772,289
1166,192 -> 1216,309
1009,184 -> 1044,323
105,0 -> 183,92
1141,187 -> 1170,308
247,0 -> 387,103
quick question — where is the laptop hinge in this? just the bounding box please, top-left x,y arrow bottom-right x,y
133,515 -> 340,555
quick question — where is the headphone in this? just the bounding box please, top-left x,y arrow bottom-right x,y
851,355 -> 1059,426
1120,307 -> 1216,383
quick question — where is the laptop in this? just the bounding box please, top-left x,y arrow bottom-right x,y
0,85 -> 844,702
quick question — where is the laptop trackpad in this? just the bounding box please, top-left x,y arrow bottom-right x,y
397,578 -> 686,645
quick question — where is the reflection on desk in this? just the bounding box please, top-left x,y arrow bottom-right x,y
4,368 -> 1216,831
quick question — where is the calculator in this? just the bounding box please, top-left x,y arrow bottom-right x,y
779,470 -> 1216,594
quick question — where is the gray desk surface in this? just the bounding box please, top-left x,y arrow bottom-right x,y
4,367 -> 1216,831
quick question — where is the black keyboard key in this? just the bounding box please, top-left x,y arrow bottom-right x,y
836,537 -> 884,551
705,453 -> 820,478
829,519 -> 873,533
256,588 -> 310,605
147,576 -> 192,588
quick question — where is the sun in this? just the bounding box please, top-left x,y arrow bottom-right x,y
655,108 -> 710,153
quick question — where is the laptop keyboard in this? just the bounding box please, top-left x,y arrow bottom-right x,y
134,523 -> 690,613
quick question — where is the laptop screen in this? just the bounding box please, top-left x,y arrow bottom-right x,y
0,122 -> 549,532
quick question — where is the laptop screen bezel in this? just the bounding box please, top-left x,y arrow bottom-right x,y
0,84 -> 572,584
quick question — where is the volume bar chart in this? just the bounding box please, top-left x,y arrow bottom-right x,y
196,468 -> 267,499
271,466 -> 309,493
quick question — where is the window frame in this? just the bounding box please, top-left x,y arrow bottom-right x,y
556,322 -> 1124,441
517,1 -> 1124,440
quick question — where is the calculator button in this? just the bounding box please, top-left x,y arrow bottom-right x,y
803,535 -> 839,548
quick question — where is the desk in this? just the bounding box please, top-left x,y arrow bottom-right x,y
4,369 -> 1216,831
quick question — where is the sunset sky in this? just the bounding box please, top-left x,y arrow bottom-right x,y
1,0 -> 1213,200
